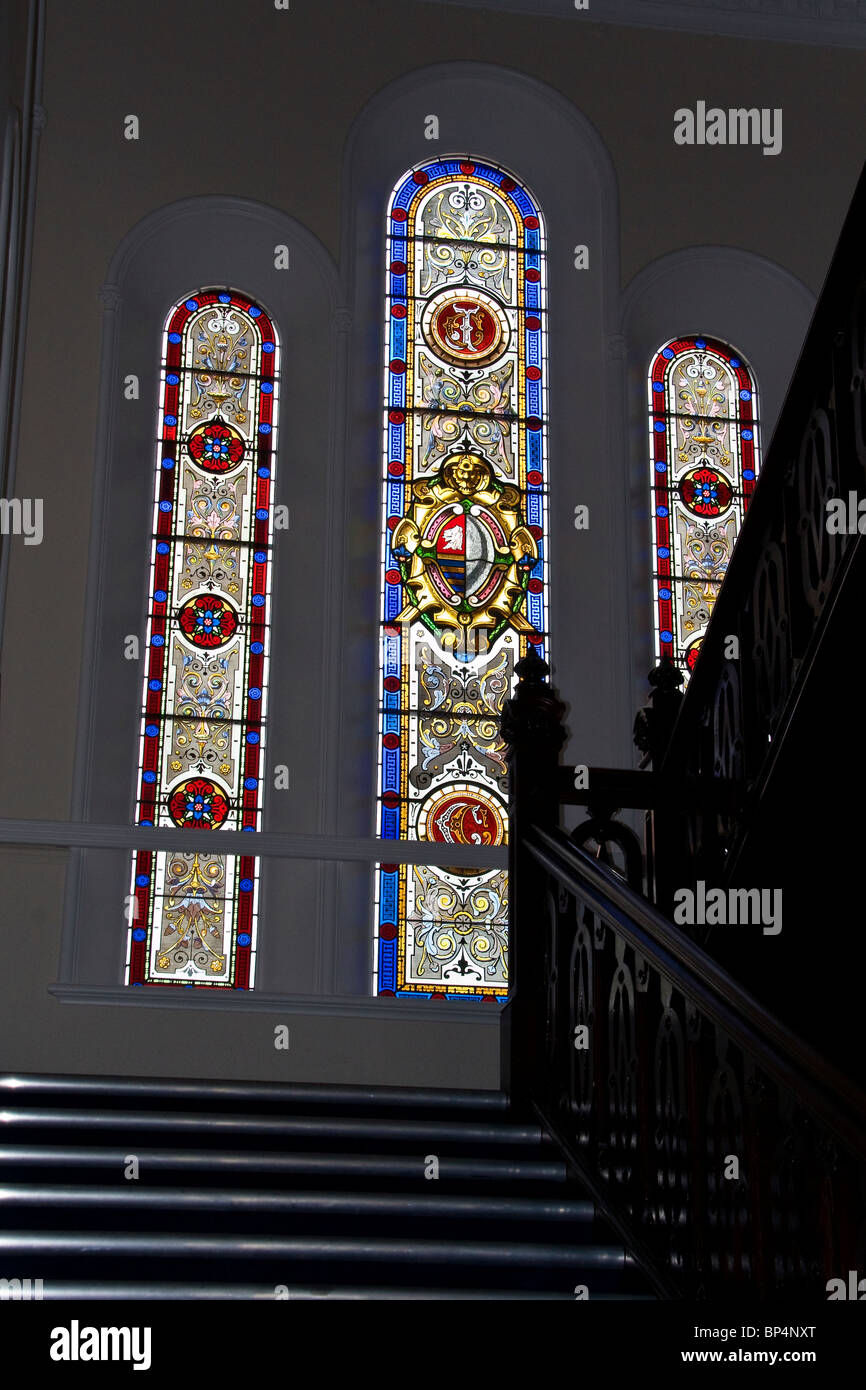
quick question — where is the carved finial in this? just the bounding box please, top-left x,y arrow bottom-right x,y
648,655 -> 685,697
501,645 -> 566,752
634,657 -> 684,762
513,647 -> 550,685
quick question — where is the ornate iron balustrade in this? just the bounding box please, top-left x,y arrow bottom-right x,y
518,822 -> 866,1299
500,162 -> 866,1298
502,654 -> 866,1297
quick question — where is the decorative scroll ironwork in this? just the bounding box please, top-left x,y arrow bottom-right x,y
521,825 -> 866,1298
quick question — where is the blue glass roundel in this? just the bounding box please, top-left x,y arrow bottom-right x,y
658,547 -> 670,559
238,933 -> 251,947
251,641 -> 264,655
695,339 -> 706,349
156,542 -> 170,555
654,422 -> 666,433
185,299 -> 198,311
662,348 -> 674,359
249,306 -> 261,318
240,878 -> 254,892
132,929 -> 147,942
660,629 -> 673,643
135,874 -> 150,887
253,552 -> 267,564
219,293 -> 231,303
244,777 -> 257,791
159,500 -> 172,513
246,732 -> 260,745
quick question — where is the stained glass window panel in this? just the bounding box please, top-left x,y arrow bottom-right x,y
125,290 -> 279,988
648,337 -> 760,684
374,159 -> 549,999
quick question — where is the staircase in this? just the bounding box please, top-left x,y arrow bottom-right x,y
0,1073 -> 656,1299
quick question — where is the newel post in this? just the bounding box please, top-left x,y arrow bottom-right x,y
634,656 -> 684,913
500,649 -> 567,1107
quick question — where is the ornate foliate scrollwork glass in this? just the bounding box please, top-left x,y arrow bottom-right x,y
126,290 -> 279,988
648,337 -> 760,683
374,158 -> 549,998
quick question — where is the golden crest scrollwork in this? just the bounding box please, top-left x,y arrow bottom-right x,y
391,451 -> 537,655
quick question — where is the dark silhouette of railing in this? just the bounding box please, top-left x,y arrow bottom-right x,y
503,159 -> 866,1297
653,158 -> 866,900
503,651 -> 866,1299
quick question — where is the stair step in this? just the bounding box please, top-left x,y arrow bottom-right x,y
0,1144 -> 567,1183
0,1074 -> 508,1115
0,1184 -> 593,1223
0,1073 -> 659,1299
0,1107 -> 542,1147
0,1229 -> 633,1269
31,1281 -> 655,1300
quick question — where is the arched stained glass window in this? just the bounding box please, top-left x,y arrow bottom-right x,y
648,337 -> 760,683
374,157 -> 549,999
125,290 -> 280,988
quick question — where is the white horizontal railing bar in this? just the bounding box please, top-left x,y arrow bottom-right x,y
0,818 -> 508,868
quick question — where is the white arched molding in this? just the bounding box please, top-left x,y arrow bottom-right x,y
620,246 -> 815,719
57,196 -> 349,1004
333,63 -> 623,990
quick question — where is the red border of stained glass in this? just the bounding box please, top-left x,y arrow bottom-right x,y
127,289 -> 278,989
648,336 -> 760,673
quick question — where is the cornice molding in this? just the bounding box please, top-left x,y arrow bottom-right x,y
418,0 -> 866,49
